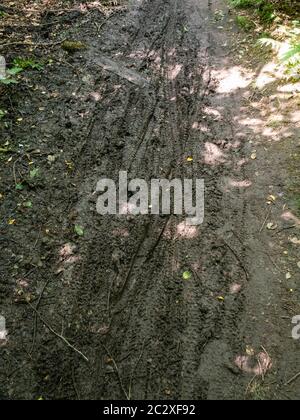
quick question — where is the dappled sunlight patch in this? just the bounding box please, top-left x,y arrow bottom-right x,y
56,243 -> 81,274
277,82 -> 300,93
230,283 -> 242,294
175,221 -> 199,239
16,278 -> 30,289
235,351 -> 272,376
239,117 -> 263,128
237,158 -> 247,167
281,211 -> 300,226
167,64 -> 183,81
242,89 -> 300,143
191,262 -> 201,272
203,107 -> 222,120
89,91 -> 102,102
203,142 -> 226,166
255,62 -> 278,89
167,48 -> 177,58
228,179 -> 252,189
213,66 -> 254,94
128,50 -> 147,60
290,110 -> 300,124
59,243 -> 76,261
192,122 -> 210,133
112,228 -> 130,238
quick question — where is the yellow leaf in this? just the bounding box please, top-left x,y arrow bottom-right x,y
8,219 -> 16,225
246,345 -> 255,356
65,160 -> 74,170
217,296 -> 224,301
267,195 -> 276,203
187,157 -> 193,162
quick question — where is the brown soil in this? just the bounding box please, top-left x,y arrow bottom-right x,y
0,0 -> 300,400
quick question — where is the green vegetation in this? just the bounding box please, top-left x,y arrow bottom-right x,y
0,109 -> 7,119
61,40 -> 87,52
229,0 -> 276,23
0,57 -> 44,85
13,57 -> 44,71
230,0 -> 300,78
258,24 -> 300,78
236,15 -> 254,30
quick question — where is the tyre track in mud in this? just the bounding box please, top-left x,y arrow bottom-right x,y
66,0 -> 247,400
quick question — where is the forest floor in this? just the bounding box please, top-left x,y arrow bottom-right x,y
0,0 -> 300,400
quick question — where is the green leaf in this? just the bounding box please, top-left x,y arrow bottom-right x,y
15,183 -> 24,191
0,77 -> 18,85
74,225 -> 84,236
183,271 -> 192,280
282,44 -> 300,62
29,168 -> 39,179
24,201 -> 32,208
7,67 -> 23,76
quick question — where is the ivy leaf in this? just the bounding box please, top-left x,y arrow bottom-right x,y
24,201 -> 32,208
183,271 -> 192,280
15,183 -> 24,191
74,225 -> 84,236
7,67 -> 23,76
30,168 -> 39,179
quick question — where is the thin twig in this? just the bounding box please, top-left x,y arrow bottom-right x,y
12,156 -> 22,186
266,253 -> 284,274
128,339 -> 146,400
259,208 -> 272,233
72,365 -> 81,400
28,302 -> 89,362
29,277 -> 51,355
0,38 -> 67,49
275,225 -> 297,235
223,240 -> 250,281
101,343 -> 129,400
245,374 -> 257,396
285,372 -> 300,386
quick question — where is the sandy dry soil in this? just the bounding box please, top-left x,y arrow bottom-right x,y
0,0 -> 300,400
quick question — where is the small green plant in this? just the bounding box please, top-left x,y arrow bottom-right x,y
13,58 -> 44,71
258,22 -> 300,78
230,0 -> 259,7
236,15 -> 254,30
0,67 -> 20,85
0,57 -> 44,85
29,168 -> 39,179
0,109 -> 7,119
229,0 -> 276,23
74,225 -> 84,236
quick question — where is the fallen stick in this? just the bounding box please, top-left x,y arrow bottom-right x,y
285,372 -> 300,386
223,240 -> 250,281
28,302 -> 89,362
100,343 -> 129,400
30,277 -> 52,355
259,208 -> 271,233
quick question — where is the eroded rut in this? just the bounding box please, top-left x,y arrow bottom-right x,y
1,0 -> 298,400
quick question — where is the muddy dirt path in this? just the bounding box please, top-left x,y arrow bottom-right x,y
1,0 -> 300,400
